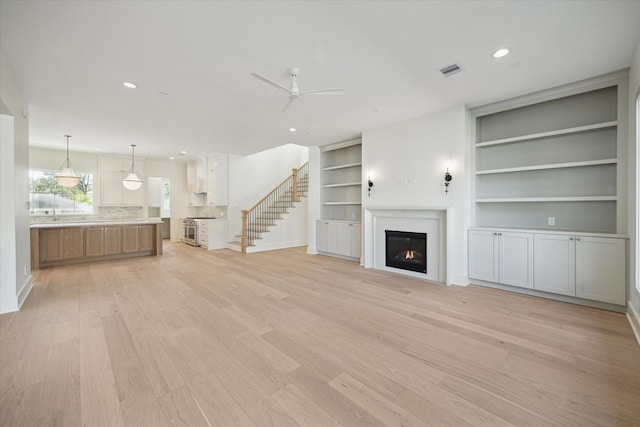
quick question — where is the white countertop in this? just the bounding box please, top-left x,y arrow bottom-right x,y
30,219 -> 163,229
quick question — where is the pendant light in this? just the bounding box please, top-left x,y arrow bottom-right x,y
122,144 -> 143,190
55,135 -> 81,188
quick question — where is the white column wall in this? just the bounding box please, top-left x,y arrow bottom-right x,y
0,52 -> 31,313
362,106 -> 469,285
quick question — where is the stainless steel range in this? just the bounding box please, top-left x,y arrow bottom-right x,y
182,217 -> 216,246
182,218 -> 199,246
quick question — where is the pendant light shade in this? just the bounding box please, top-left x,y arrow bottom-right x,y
55,135 -> 81,188
122,144 -> 142,191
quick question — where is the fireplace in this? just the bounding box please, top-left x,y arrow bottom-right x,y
385,230 -> 427,273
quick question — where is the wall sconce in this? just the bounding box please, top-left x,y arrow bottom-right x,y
444,168 -> 452,194
367,177 -> 374,197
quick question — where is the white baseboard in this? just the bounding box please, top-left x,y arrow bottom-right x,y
449,274 -> 470,287
246,240 -> 308,253
627,301 -> 640,347
17,275 -> 33,309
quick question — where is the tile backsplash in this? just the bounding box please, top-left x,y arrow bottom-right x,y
30,206 -> 145,223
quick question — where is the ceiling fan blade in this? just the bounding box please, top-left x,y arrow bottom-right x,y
299,89 -> 346,96
282,96 -> 297,112
251,73 -> 291,94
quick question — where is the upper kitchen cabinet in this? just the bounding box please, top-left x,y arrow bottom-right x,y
100,155 -> 144,206
206,153 -> 228,206
187,157 -> 207,193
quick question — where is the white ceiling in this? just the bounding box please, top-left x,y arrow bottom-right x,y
1,1 -> 640,160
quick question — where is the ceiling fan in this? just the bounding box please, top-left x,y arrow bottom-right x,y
251,67 -> 346,111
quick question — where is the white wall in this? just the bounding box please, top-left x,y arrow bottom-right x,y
628,41 -> 640,337
0,52 -> 31,313
362,106 -> 469,285
227,144 -> 309,240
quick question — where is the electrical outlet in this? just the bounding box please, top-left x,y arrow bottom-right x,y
548,217 -> 556,226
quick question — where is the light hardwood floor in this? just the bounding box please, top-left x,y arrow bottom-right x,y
1,242 -> 639,426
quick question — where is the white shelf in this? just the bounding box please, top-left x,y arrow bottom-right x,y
476,121 -> 618,148
323,182 -> 361,188
322,162 -> 362,171
476,196 -> 617,203
322,201 -> 362,205
476,159 -> 617,175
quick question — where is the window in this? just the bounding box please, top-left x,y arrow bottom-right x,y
29,169 -> 94,215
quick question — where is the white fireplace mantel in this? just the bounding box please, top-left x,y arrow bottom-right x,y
363,207 -> 451,284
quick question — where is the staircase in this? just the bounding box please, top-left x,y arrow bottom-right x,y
229,162 -> 308,253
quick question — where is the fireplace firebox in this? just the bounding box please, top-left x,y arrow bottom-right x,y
385,230 -> 427,273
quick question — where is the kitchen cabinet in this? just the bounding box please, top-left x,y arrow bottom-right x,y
122,224 -> 154,253
148,177 -> 162,207
33,222 -> 162,269
197,219 -> 227,250
41,228 -> 84,263
206,153 -> 228,206
100,155 -> 145,206
85,226 -> 123,257
534,233 -> 625,305
316,220 -> 361,259
187,157 -> 207,193
468,229 -> 533,289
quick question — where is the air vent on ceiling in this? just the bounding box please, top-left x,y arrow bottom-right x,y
440,64 -> 462,77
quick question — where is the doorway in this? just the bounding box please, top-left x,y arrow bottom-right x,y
148,176 -> 171,239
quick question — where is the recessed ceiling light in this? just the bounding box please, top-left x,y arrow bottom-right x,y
169,157 -> 175,160
289,128 -> 297,132
122,81 -> 137,89
492,48 -> 511,59
179,151 -> 187,156
95,148 -> 101,151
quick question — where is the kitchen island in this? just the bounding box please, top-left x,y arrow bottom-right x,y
30,219 -> 163,269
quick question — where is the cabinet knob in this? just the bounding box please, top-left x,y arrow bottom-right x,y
569,237 -> 574,241
576,237 -> 582,241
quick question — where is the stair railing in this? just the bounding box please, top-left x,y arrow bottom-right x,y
241,162 -> 308,253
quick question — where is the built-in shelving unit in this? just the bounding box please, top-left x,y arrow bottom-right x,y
320,139 -> 362,221
472,83 -> 626,234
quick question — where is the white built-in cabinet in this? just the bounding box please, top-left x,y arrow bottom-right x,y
321,139 -> 362,221
534,233 -> 626,305
468,230 -> 533,289
196,219 -> 227,250
316,220 -> 361,260
317,139 -> 362,260
187,157 -> 207,193
148,177 -> 162,207
206,153 -> 228,206
100,155 -> 144,206
469,75 -> 628,309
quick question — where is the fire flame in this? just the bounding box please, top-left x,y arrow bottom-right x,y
405,250 -> 415,260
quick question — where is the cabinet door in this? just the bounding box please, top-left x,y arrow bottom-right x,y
62,229 -> 84,259
534,234 -> 575,296
468,230 -> 498,282
122,226 -> 139,253
350,223 -> 361,259
104,227 -> 122,255
100,171 -> 124,205
148,177 -> 162,207
41,229 -> 63,262
316,221 -> 329,253
138,225 -> 154,252
328,222 -> 352,257
576,237 -> 625,305
85,227 -> 105,257
499,232 -> 533,289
